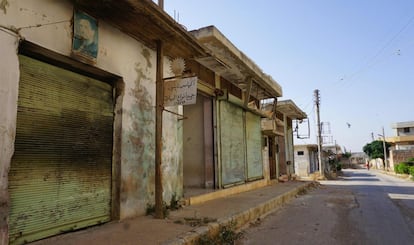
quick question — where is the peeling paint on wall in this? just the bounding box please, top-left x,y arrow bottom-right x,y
161,56 -> 183,204
1,0 -> 186,225
120,61 -> 156,218
162,107 -> 184,203
141,48 -> 152,68
0,0 -> 9,14
0,30 -> 19,245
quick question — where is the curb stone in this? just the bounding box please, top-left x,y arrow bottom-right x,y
162,181 -> 315,245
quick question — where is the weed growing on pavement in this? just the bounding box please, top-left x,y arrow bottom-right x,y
169,193 -> 181,210
180,217 -> 217,227
145,202 -> 169,217
297,188 -> 308,195
146,193 -> 182,217
197,221 -> 243,245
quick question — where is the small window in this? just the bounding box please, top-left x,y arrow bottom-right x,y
404,127 -> 410,133
297,151 -> 304,156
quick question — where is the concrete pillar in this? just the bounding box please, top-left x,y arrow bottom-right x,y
0,30 -> 20,245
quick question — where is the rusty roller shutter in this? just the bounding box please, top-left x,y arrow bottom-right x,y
8,55 -> 113,244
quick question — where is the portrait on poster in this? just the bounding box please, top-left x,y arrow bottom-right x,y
72,10 -> 98,62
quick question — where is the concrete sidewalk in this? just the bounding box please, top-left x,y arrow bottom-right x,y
31,181 -> 316,245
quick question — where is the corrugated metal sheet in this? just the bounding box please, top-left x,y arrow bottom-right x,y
246,112 -> 263,180
219,101 -> 246,186
9,56 -> 113,244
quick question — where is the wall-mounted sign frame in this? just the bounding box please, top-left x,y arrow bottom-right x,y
164,76 -> 198,106
72,9 -> 98,64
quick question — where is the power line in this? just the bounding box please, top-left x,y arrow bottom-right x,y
333,13 -> 414,89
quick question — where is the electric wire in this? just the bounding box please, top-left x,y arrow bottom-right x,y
332,13 -> 414,90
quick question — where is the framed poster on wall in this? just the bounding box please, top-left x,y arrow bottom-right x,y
72,9 -> 98,63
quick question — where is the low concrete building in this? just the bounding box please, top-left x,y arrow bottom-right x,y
388,121 -> 414,150
0,1 -> 284,243
386,121 -> 414,169
184,26 -> 283,201
0,1 -> 210,243
294,144 -> 319,177
262,100 -> 307,180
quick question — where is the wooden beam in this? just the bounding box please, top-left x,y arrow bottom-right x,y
155,40 -> 164,218
243,76 -> 253,107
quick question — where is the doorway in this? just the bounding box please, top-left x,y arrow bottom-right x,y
183,95 -> 215,195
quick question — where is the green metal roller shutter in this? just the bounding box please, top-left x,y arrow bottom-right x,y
219,101 -> 246,186
246,111 -> 263,180
9,55 -> 113,244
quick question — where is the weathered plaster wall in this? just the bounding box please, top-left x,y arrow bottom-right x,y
262,144 -> 270,182
0,0 -> 73,55
162,105 -> 184,203
0,0 -> 183,221
0,27 -> 20,245
294,146 -> 311,177
92,11 -> 181,217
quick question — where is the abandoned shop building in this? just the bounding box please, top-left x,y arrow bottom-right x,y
0,1 -> 305,244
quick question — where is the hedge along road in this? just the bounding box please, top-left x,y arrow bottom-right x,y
239,169 -> 414,245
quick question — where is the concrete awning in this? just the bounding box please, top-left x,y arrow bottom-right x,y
277,100 -> 307,120
190,26 -> 283,99
294,144 -> 318,150
386,135 -> 414,144
73,0 -> 208,59
391,121 -> 414,129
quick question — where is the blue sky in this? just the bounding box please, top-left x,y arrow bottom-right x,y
162,0 -> 414,153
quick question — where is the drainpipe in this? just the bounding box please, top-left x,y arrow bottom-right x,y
155,40 -> 164,218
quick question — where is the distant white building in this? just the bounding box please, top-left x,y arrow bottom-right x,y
349,152 -> 368,165
385,121 -> 414,170
388,121 -> 414,150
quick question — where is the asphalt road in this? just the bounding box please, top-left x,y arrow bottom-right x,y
239,169 -> 414,245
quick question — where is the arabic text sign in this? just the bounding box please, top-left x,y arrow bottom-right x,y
164,77 -> 197,106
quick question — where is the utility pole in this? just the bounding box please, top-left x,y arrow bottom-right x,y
335,140 -> 338,164
382,126 -> 388,171
314,89 -> 324,178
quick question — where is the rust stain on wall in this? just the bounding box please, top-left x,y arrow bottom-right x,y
121,61 -> 156,214
161,112 -> 184,203
141,48 -> 152,68
120,175 -> 138,203
0,0 -> 9,14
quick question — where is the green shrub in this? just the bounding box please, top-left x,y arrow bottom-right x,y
395,162 -> 410,174
395,163 -> 401,174
402,164 -> 410,174
409,166 -> 414,176
197,221 -> 243,245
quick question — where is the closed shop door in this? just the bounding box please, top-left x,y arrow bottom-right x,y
219,101 -> 246,186
245,112 -> 263,180
183,95 -> 215,188
8,56 -> 113,244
